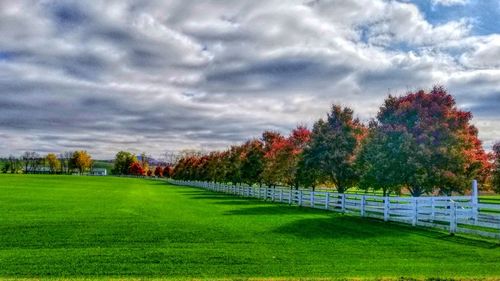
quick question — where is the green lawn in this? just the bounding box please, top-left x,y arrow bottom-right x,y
0,175 -> 499,280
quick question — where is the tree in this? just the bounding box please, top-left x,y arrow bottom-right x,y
3,155 -> 22,174
163,165 -> 173,178
154,166 -> 163,177
69,151 -> 93,174
58,151 -> 73,174
21,151 -> 40,173
129,162 -> 144,176
112,151 -> 137,175
301,105 -> 366,193
367,86 -> 489,196
240,139 -> 265,186
284,126 -> 311,189
46,153 -> 61,174
493,142 -> 500,193
226,145 -> 245,185
356,121 -> 402,196
140,152 -> 150,172
260,127 -> 312,189
261,131 -> 287,187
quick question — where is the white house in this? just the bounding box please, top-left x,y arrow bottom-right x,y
90,168 -> 107,176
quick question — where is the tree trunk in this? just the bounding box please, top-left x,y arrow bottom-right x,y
410,187 -> 423,197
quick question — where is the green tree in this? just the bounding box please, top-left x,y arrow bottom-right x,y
302,105 -> 366,193
356,121 -> 403,196
226,145 -> 244,185
112,151 -> 137,175
240,139 -> 265,186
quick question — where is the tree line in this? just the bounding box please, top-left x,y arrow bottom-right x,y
111,151 -> 173,178
1,151 -> 93,174
171,87 -> 500,196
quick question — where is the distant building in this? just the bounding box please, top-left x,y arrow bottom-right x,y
90,168 -> 107,176
31,167 -> 51,174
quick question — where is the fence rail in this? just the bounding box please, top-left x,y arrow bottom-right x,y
169,179 -> 500,239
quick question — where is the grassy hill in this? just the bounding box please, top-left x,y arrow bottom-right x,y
0,174 -> 499,280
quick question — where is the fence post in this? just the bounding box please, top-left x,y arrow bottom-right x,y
384,197 -> 389,222
325,192 -> 330,210
341,194 -> 346,213
472,179 -> 478,224
289,190 -> 292,204
450,201 -> 457,234
298,190 -> 303,206
430,197 -> 435,222
280,189 -> 283,202
310,191 -> 315,207
412,198 -> 417,226
361,195 -> 366,217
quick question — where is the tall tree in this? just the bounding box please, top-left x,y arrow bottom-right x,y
285,126 -> 311,189
240,139 -> 265,186
163,165 -> 173,178
129,162 -> 144,176
356,121 -> 403,196
70,151 -> 93,174
140,152 -> 150,171
302,105 -> 366,193
154,166 -> 163,177
9,155 -> 22,174
46,153 -> 61,174
21,151 -> 40,173
261,131 -> 287,187
112,151 -> 137,175
493,142 -> 500,194
59,151 -> 73,174
371,86 -> 489,196
226,145 -> 245,185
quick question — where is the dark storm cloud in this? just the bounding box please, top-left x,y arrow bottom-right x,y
0,0 -> 499,157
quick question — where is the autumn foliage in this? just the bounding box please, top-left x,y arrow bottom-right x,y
128,162 -> 144,176
171,86 -> 492,196
154,166 -> 163,177
358,86 -> 490,196
493,142 -> 500,193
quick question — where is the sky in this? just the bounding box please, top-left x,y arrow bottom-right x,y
0,0 -> 499,159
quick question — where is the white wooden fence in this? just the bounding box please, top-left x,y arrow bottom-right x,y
169,179 -> 500,239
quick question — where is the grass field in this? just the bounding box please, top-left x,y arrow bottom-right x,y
0,175 -> 500,280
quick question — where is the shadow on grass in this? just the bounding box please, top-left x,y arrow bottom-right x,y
213,200 -> 265,206
271,216 -> 500,246
172,184 -> 500,247
271,216 -> 408,239
224,204 -> 311,215
432,233 -> 500,249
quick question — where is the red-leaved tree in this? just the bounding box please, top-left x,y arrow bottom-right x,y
154,166 -> 163,177
129,162 -> 144,176
163,165 -> 173,178
360,86 -> 490,196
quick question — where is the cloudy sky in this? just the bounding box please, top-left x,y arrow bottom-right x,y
0,0 -> 499,159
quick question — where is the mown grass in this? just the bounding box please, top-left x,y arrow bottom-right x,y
0,174 -> 499,280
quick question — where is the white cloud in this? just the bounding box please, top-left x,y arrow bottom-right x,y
431,0 -> 469,7
0,0 -> 499,158
460,35 -> 500,68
